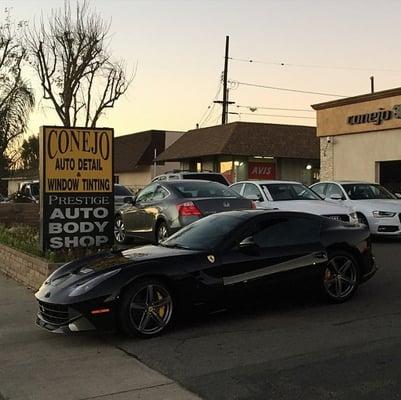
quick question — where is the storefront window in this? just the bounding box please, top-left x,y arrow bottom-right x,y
220,161 -> 233,184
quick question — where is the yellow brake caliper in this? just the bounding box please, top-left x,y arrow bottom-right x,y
156,291 -> 166,318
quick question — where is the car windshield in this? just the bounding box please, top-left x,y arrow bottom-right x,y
262,183 -> 322,201
342,183 -> 396,200
162,213 -> 248,250
114,185 -> 133,196
172,181 -> 241,198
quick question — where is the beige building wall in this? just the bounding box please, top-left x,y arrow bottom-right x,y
321,128 -> 401,182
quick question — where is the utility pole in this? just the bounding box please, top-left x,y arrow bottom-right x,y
214,36 -> 234,124
370,76 -> 375,93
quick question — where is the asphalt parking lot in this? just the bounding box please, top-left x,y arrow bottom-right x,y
106,239 -> 401,400
1,239 -> 401,400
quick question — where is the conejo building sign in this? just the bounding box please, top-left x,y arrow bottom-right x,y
40,126 -> 114,251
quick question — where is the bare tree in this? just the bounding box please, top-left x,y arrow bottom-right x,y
27,0 -> 132,128
0,9 -> 35,191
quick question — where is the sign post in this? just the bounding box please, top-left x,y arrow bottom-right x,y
39,126 -> 114,252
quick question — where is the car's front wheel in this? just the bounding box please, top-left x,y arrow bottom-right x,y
119,279 -> 174,337
321,251 -> 359,303
114,216 -> 128,244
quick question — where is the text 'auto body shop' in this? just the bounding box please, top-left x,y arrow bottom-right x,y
312,87 -> 401,193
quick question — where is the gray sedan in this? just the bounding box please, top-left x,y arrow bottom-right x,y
114,180 -> 254,244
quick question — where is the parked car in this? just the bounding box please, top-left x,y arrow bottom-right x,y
230,180 -> 358,223
114,180 -> 254,244
310,181 -> 401,235
35,209 -> 377,337
9,180 -> 40,203
152,170 -> 230,186
114,184 -> 135,210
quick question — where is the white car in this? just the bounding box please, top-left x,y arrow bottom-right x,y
230,180 -> 358,223
310,181 -> 401,236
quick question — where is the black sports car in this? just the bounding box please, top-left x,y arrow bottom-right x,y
114,180 -> 254,244
36,210 -> 377,338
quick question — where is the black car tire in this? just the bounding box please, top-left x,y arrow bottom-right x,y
119,279 -> 174,338
321,250 -> 359,303
155,221 -> 169,244
114,216 -> 129,244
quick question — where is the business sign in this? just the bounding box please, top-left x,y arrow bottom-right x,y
40,126 -> 114,251
315,94 -> 401,137
248,162 -> 276,180
347,104 -> 401,126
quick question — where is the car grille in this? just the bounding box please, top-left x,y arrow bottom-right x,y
38,301 -> 69,326
324,214 -> 350,222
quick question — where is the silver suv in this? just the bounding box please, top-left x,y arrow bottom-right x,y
152,171 -> 229,186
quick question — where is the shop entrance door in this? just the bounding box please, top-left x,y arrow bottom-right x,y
379,161 -> 401,194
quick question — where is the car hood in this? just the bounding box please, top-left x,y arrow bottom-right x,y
350,199 -> 401,212
269,200 -> 353,215
44,245 -> 197,286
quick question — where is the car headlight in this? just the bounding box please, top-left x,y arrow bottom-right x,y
349,212 -> 358,224
68,269 -> 121,297
372,211 -> 396,218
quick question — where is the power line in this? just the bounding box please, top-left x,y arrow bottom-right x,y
198,77 -> 223,127
229,57 -> 401,73
230,80 -> 347,97
236,105 -> 314,112
240,112 -> 315,120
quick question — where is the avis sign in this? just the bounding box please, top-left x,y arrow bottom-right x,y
40,126 -> 114,251
248,162 -> 276,180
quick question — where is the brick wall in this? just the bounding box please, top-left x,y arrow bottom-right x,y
0,243 -> 59,290
0,203 -> 39,226
319,137 -> 334,181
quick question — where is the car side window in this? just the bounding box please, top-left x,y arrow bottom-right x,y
136,184 -> 157,204
152,186 -> 169,202
326,184 -> 344,199
230,183 -> 244,195
243,184 -> 263,199
251,216 -> 321,248
311,183 -> 326,197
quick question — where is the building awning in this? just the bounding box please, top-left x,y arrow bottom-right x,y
157,121 -> 318,162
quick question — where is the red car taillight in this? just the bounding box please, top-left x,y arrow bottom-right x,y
176,201 -> 202,216
251,201 -> 257,209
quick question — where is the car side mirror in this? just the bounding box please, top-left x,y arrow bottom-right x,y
329,193 -> 343,201
123,196 -> 135,205
238,236 -> 260,256
395,193 -> 401,199
245,194 -> 263,202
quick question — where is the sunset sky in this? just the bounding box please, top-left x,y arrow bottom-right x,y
7,0 -> 401,137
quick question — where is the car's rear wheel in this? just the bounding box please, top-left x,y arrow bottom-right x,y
155,221 -> 169,244
119,279 -> 174,337
114,216 -> 128,244
321,251 -> 359,303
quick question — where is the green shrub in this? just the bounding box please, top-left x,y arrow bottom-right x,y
0,224 -> 71,262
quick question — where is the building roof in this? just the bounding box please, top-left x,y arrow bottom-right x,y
114,130 -> 167,173
311,86 -> 401,110
157,122 -> 318,161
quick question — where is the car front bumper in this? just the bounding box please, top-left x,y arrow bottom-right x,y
35,298 -> 118,333
368,215 -> 401,236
